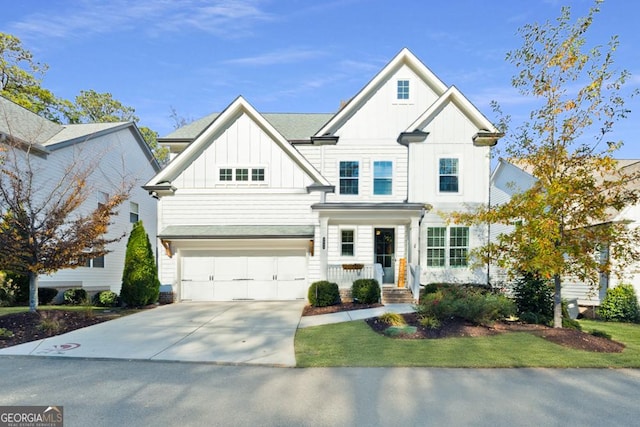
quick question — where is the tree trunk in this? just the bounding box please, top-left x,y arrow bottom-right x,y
553,274 -> 562,328
28,271 -> 38,313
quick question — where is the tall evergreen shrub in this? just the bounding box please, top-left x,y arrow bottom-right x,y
120,221 -> 160,307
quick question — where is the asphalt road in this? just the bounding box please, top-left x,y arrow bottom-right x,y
1,357 -> 639,426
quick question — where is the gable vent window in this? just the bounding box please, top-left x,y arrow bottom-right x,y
397,80 -> 410,100
235,168 -> 249,181
252,168 -> 265,181
219,167 -> 267,184
220,168 -> 233,181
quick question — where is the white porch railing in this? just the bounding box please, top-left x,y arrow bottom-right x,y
328,264 -> 383,287
408,264 -> 421,302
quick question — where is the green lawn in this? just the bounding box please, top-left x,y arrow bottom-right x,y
295,319 -> 640,368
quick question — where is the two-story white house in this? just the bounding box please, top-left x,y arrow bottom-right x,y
144,48 -> 501,302
0,95 -> 160,296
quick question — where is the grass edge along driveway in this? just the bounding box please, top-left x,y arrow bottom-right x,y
295,319 -> 640,368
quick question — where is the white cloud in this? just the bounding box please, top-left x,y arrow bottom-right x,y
9,0 -> 273,42
223,48 -> 324,66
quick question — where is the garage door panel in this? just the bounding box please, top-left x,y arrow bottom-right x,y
181,252 -> 307,301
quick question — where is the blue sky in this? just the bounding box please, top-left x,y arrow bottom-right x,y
3,0 -> 639,158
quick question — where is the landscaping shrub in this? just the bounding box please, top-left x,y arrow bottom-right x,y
63,288 -> 88,305
597,284 -> 640,323
120,221 -> 161,307
0,272 -> 19,307
513,273 -> 553,324
308,281 -> 340,307
415,283 -> 515,326
422,283 -> 439,295
92,290 -> 119,307
351,279 -> 380,304
1,271 -> 29,303
38,288 -> 59,305
378,312 -> 405,326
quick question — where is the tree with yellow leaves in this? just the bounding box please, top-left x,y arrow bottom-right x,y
454,0 -> 640,328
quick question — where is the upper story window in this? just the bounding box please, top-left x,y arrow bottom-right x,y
219,167 -> 266,184
439,158 -> 459,193
129,202 -> 139,223
97,191 -> 109,208
235,168 -> 249,181
373,161 -> 392,195
219,168 -> 233,181
339,161 -> 359,195
397,80 -> 410,100
340,229 -> 355,256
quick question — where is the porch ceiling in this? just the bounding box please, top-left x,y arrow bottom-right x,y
312,202 -> 427,223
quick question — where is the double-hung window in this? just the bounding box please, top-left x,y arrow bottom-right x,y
339,161 -> 359,195
439,158 -> 459,193
426,226 -> 469,267
373,161 -> 392,195
129,202 -> 139,223
341,230 -> 355,256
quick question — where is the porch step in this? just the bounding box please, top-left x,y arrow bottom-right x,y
381,287 -> 415,304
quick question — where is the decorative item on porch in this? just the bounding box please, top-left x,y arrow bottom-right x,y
341,263 -> 364,271
398,258 -> 406,288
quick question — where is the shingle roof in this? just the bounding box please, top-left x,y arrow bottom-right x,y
161,112 -> 334,142
0,95 -> 62,144
159,224 -> 315,239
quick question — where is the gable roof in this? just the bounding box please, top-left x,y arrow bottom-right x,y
0,95 -> 160,172
161,112 -> 334,143
314,48 -> 449,137
405,85 -> 500,134
146,96 -> 331,188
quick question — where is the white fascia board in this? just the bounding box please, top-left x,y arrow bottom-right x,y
315,48 -> 448,137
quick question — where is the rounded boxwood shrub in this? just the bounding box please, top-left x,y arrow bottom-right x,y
38,288 -> 59,305
597,284 -> 640,323
63,288 -> 88,305
92,290 -> 119,307
351,279 -> 381,304
308,281 -> 340,307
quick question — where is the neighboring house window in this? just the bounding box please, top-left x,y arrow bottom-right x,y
97,191 -> 109,208
426,226 -> 469,267
130,202 -> 139,223
397,80 -> 410,100
373,161 -> 392,195
439,158 -> 459,192
85,255 -> 105,268
339,161 -> 359,195
341,230 -> 355,256
426,227 -> 446,267
219,168 -> 233,181
252,168 -> 265,181
449,227 -> 469,267
235,168 -> 249,181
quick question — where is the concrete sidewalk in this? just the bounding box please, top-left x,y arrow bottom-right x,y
0,301 -> 305,367
298,303 -> 415,328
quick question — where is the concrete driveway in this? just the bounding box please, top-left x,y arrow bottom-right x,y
0,301 -> 306,367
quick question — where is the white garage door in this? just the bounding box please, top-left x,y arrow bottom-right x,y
181,252 -> 307,301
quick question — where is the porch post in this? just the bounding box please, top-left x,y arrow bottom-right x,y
319,216 -> 329,280
409,216 -> 420,265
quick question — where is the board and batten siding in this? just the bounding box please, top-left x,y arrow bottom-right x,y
40,127 -> 158,294
173,113 -> 312,190
408,102 -> 492,207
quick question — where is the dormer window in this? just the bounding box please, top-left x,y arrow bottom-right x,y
397,80 -> 410,100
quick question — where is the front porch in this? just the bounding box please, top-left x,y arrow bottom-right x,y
327,262 -> 420,302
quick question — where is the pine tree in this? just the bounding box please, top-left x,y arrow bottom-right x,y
120,221 -> 160,307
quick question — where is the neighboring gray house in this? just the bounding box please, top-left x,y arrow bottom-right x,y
145,48 -> 502,302
490,157 -> 640,305
0,95 -> 160,295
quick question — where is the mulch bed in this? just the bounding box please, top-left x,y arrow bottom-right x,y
302,302 -> 383,316
0,310 -> 120,349
365,312 -> 625,353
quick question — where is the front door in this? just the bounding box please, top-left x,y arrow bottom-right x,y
375,228 -> 395,284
